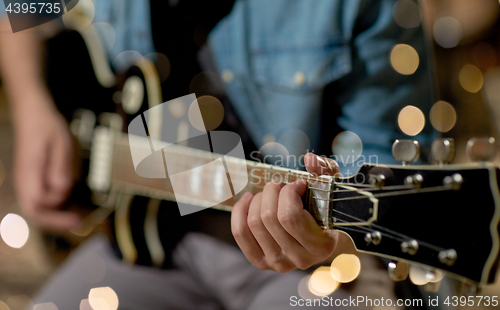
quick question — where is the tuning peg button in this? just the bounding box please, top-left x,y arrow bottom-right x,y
392,140 -> 420,165
466,137 -> 496,162
432,138 -> 455,165
388,260 -> 409,281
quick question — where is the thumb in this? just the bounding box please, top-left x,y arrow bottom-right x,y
304,153 -> 339,176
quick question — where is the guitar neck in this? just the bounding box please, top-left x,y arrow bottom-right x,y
106,132 -> 333,218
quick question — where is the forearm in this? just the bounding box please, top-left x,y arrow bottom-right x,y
0,18 -> 53,124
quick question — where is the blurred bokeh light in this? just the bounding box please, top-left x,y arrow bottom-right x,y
331,131 -> 363,164
259,142 -> 289,165
409,265 -> 429,285
297,275 -> 320,301
188,96 -> 224,131
308,266 -> 340,296
397,105 -> 425,136
392,0 -> 422,28
89,287 -> 119,310
221,70 -> 234,84
390,44 -> 420,75
145,53 -> 171,83
168,98 -> 187,119
278,129 -> 311,156
0,214 -> 29,249
433,16 -> 463,48
329,254 -> 361,283
429,101 -> 457,133
79,299 -> 92,310
7,295 -> 32,310
33,302 -> 58,310
459,64 -> 483,93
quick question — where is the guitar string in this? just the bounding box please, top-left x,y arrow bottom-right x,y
113,143 -> 452,252
329,208 -> 445,252
116,141 -> 449,199
316,184 -> 452,202
111,149 -> 399,194
311,184 -> 453,252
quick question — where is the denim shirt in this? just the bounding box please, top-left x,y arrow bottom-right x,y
1,0 -> 435,171
91,0 -> 154,70
208,0 -> 436,171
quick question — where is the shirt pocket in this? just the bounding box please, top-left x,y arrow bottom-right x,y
250,35 -> 352,93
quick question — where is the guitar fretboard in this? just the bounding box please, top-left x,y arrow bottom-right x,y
108,132 -> 333,222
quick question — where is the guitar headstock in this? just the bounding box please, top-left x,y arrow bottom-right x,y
308,138 -> 500,286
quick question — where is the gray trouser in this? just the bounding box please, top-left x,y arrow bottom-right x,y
34,233 -> 397,309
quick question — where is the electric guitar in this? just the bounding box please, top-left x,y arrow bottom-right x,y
47,12 -> 500,289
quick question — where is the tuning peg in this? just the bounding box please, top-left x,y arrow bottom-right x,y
392,140 -> 420,165
431,138 -> 455,165
388,260 -> 409,281
466,137 -> 496,162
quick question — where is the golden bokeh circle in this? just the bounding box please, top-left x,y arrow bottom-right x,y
0,301 -> 8,310
145,53 -> 171,83
390,44 -> 420,75
459,64 -> 484,93
168,99 -> 187,119
188,96 -> 225,131
409,266 -> 429,285
392,0 -> 422,29
330,254 -> 361,283
429,101 -> 457,133
308,266 -> 340,296
89,287 -> 119,310
397,105 -> 425,136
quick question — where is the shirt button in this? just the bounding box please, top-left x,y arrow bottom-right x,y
294,71 -> 306,86
221,70 -> 234,83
